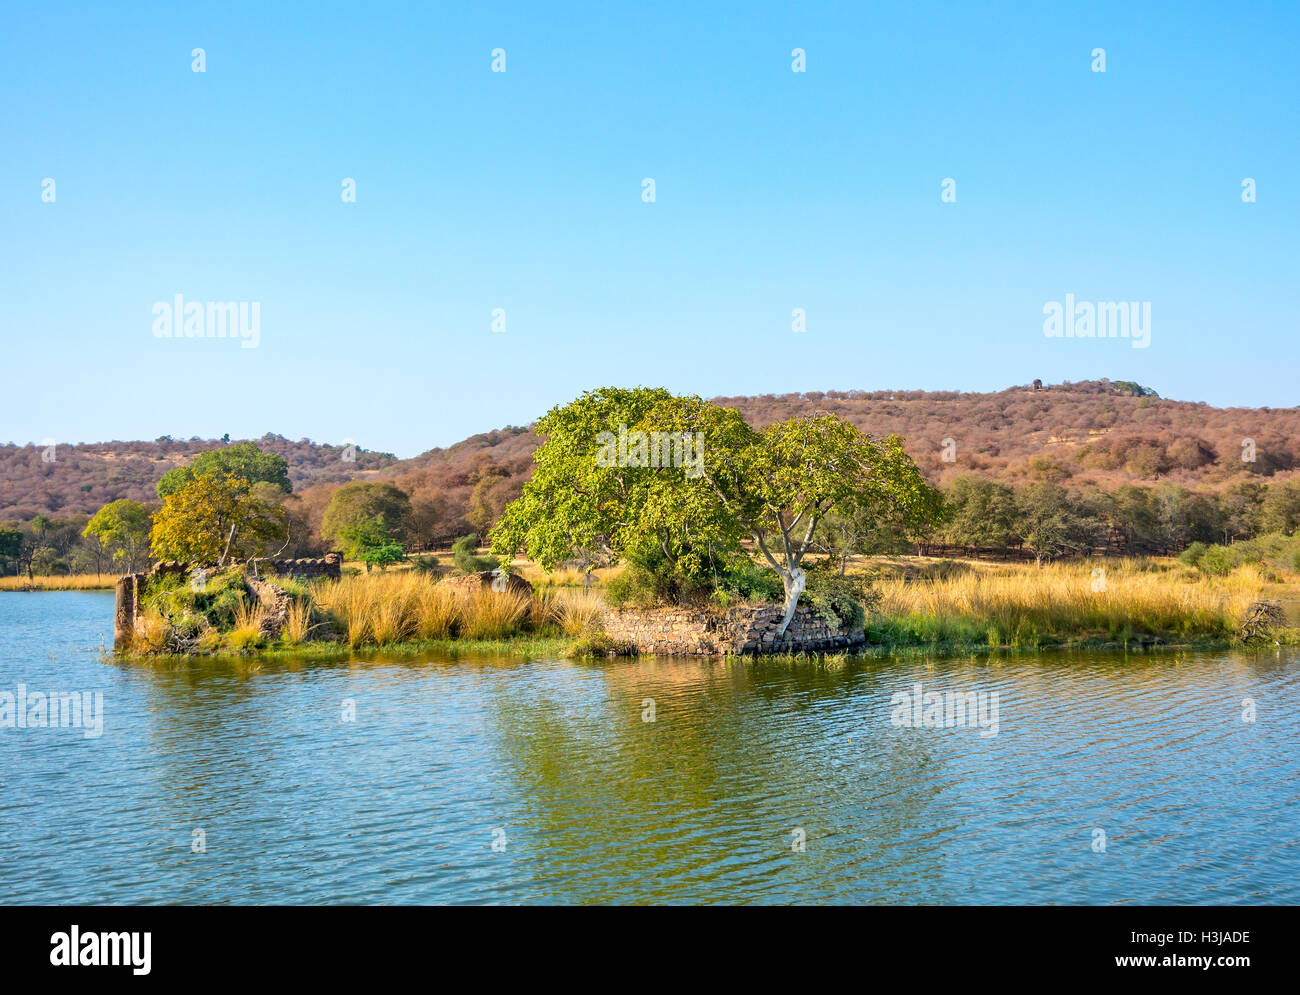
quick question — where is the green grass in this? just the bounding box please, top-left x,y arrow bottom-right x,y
114,635 -> 574,664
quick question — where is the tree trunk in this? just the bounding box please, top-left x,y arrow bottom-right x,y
776,567 -> 807,637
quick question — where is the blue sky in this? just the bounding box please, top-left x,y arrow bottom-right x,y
2,1 -> 1296,457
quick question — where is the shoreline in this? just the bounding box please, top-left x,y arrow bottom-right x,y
108,631 -> 1268,665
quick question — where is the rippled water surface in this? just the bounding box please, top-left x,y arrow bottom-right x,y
1,591 -> 1297,904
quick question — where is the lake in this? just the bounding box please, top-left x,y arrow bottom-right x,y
1,591 -> 1297,904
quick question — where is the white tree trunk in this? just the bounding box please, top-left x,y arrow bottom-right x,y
776,567 -> 807,637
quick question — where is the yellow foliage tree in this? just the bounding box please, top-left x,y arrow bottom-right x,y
150,470 -> 287,564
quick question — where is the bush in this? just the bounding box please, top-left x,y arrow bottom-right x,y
452,535 -> 495,574
715,562 -> 785,603
408,554 -> 442,576
1198,546 -> 1236,576
604,546 -> 716,607
803,570 -> 876,632
143,570 -> 249,631
1178,542 -> 1209,568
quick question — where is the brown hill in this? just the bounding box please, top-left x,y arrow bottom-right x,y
4,380 -> 1297,547
367,378 -> 1299,547
0,434 -> 397,523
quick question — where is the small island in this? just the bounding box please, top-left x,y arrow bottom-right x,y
104,387 -> 1296,660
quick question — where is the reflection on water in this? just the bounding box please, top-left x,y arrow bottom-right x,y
1,592 -> 1297,904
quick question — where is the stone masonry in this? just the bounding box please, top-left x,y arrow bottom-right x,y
114,554 -> 342,649
600,603 -> 866,656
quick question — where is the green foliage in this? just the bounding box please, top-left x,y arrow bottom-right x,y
321,482 -> 412,559
408,554 -> 441,575
605,543 -> 719,607
359,537 -> 406,570
452,534 -> 495,573
1015,482 -> 1098,563
565,632 -> 637,657
714,560 -> 786,604
157,442 -> 291,499
803,569 -> 877,632
491,386 -> 743,580
143,569 -> 249,630
0,528 -> 21,564
83,499 -> 152,572
942,476 -> 1018,547
1181,532 -> 1300,576
150,471 -> 288,563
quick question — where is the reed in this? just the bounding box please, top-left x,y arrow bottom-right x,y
228,598 -> 268,651
0,573 -> 116,591
871,559 -> 1263,646
281,597 -> 317,646
312,572 -> 540,646
459,587 -> 532,640
549,588 -> 606,636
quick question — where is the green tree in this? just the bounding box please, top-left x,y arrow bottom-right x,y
711,412 -> 939,633
156,441 -> 291,499
1219,482 -> 1265,543
339,516 -> 407,570
1015,483 -> 1095,565
491,387 -> 741,579
0,527 -> 21,574
321,482 -> 412,559
941,476 -> 1018,549
1259,479 -> 1300,536
83,499 -> 152,573
17,515 -> 52,580
494,388 -> 940,635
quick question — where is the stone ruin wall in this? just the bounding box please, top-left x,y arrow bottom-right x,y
600,603 -> 866,656
114,554 -> 342,649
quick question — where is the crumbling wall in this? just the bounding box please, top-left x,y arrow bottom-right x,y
600,603 -> 865,656
113,554 -> 342,650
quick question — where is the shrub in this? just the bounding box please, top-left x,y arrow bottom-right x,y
566,632 -> 636,657
452,535 -> 495,574
804,570 -> 876,631
408,554 -> 442,576
604,545 -> 721,607
716,562 -> 785,603
1198,546 -> 1236,576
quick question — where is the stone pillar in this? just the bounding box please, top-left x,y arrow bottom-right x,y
113,574 -> 138,651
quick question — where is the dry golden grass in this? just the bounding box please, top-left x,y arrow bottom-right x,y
459,587 -> 532,639
228,598 -> 268,649
870,558 -> 1267,645
0,573 -> 116,591
548,588 -> 607,636
131,608 -> 174,654
511,558 -> 625,589
311,571 -> 553,646
281,598 -> 315,645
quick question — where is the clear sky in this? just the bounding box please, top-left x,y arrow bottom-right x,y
2,1 -> 1296,458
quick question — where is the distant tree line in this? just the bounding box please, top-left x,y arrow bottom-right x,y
926,475 -> 1300,563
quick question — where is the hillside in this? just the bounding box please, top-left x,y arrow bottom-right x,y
368,379 -> 1300,546
3,380 -> 1297,546
0,435 -> 397,522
